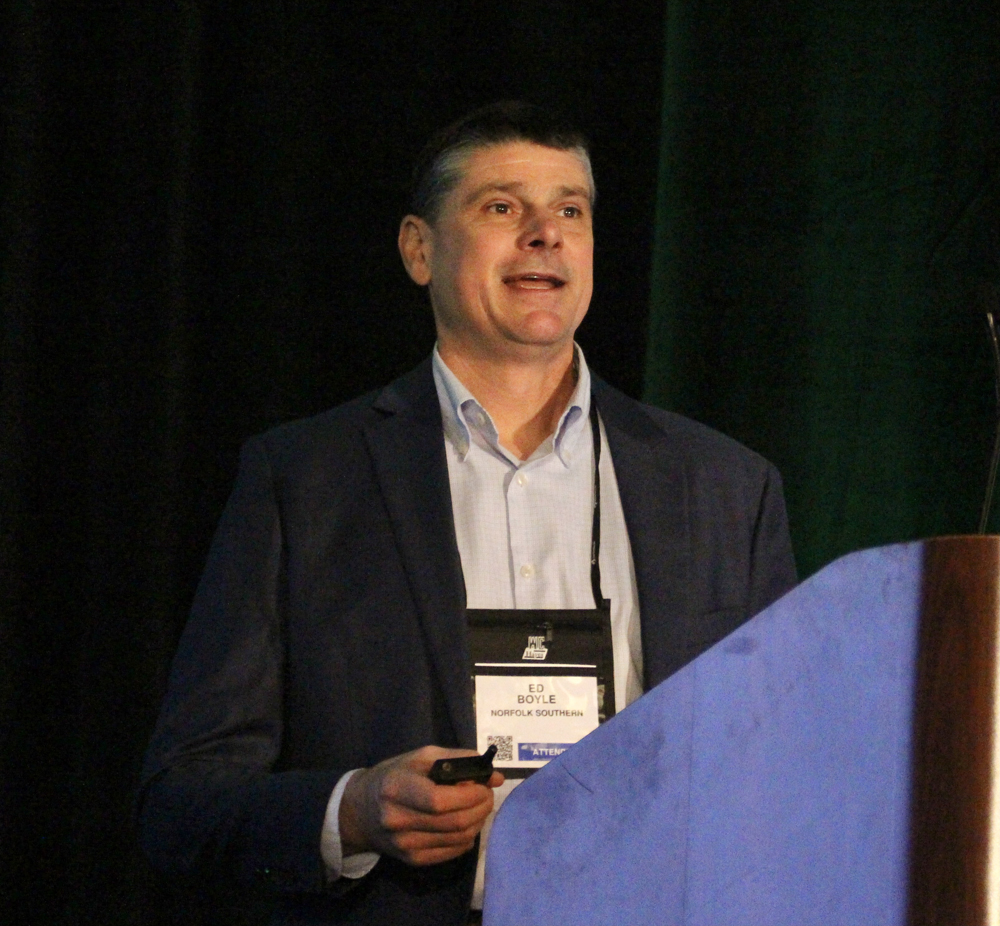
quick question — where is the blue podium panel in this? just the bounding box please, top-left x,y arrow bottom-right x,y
484,542 -> 925,926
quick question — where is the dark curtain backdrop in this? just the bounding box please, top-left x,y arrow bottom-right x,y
1,2 -> 665,923
645,0 -> 1000,577
5,0 -> 1000,923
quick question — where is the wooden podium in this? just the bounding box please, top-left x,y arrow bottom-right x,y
483,537 -> 1000,926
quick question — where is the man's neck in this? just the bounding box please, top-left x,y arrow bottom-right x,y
436,342 -> 578,461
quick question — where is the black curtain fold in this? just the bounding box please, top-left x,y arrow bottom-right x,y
1,3 -> 665,921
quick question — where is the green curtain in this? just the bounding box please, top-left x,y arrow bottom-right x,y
645,0 -> 1000,577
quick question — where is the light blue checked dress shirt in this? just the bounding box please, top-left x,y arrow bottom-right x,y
432,345 -> 643,908
432,344 -> 642,708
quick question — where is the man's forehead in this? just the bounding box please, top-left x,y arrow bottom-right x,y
452,141 -> 593,201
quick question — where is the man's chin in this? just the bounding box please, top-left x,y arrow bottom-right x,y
499,326 -> 575,352
497,307 -> 585,348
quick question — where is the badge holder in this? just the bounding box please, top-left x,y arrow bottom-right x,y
467,606 -> 614,779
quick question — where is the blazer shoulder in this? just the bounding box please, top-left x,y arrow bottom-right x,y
593,378 -> 778,479
232,389 -> 378,482
244,358 -> 438,476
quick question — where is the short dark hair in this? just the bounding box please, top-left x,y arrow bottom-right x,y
409,100 -> 594,222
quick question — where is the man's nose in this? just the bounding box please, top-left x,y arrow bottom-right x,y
517,211 -> 562,250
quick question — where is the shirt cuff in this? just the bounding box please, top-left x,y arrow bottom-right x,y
320,769 -> 381,880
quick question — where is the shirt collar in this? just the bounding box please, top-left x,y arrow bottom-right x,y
431,344 -> 592,468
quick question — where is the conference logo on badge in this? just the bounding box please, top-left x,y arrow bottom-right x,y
522,635 -> 549,660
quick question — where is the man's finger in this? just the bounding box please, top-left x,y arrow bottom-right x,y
379,793 -> 494,836
392,824 -> 483,853
382,770 -> 495,816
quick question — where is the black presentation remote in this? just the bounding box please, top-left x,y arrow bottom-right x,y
428,745 -> 498,785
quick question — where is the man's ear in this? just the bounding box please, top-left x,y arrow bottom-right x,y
398,215 -> 433,286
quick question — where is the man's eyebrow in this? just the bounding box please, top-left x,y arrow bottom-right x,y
462,181 -> 593,206
554,185 -> 592,201
461,181 -> 523,206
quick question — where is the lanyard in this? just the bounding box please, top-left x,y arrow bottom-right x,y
588,395 -> 608,610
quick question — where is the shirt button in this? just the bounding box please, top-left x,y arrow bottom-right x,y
516,473 -> 527,486
520,564 -> 535,578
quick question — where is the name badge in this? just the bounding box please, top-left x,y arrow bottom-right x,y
474,672 -> 600,769
467,609 -> 613,778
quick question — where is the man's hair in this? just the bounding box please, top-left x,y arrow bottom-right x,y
409,100 -> 594,222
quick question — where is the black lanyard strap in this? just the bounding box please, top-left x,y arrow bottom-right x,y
588,396 -> 608,610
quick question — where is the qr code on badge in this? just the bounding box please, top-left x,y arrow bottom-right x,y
487,735 -> 513,763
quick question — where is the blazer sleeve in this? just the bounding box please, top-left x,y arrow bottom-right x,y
137,437 -> 344,894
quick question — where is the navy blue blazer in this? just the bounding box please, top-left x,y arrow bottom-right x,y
139,359 -> 796,925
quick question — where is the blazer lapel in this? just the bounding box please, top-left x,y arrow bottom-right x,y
361,359 -> 477,748
593,380 -> 694,690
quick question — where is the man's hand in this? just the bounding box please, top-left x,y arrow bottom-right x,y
339,746 -> 504,866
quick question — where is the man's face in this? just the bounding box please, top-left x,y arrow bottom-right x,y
400,141 -> 594,362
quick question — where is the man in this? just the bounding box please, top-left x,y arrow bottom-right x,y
140,102 -> 796,925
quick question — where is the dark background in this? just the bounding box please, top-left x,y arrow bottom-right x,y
645,0 -> 1000,576
3,0 -> 999,923
2,2 -> 665,922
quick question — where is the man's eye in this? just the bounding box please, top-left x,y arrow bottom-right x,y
562,205 -> 582,218
489,203 -> 511,214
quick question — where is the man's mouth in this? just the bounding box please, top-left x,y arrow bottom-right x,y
502,272 -> 566,290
